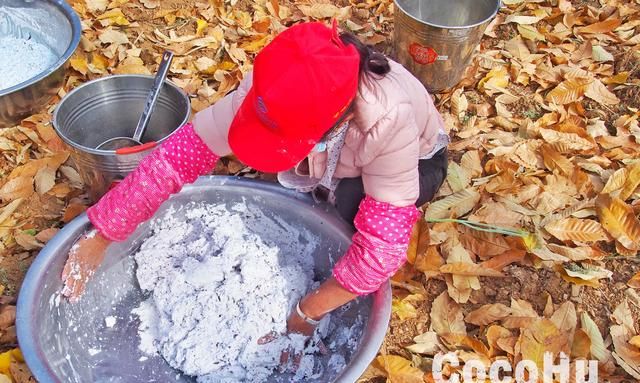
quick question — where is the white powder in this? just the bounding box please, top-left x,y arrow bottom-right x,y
132,202 -> 327,382
104,316 -> 117,328
0,36 -> 57,91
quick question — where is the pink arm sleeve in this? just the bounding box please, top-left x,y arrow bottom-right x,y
333,195 -> 420,295
87,123 -> 219,241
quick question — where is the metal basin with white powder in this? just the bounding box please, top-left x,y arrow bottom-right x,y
16,177 -> 392,383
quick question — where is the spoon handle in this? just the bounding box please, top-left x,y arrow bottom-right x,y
132,51 -> 174,142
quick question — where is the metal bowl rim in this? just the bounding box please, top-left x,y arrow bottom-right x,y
16,176 -> 392,383
393,0 -> 501,30
52,74 -> 191,155
0,0 -> 82,97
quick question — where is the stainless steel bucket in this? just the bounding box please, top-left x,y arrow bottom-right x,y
0,0 -> 81,128
394,0 -> 500,91
53,75 -> 190,202
16,176 -> 392,383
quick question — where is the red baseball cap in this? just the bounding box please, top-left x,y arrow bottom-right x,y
228,22 -> 360,173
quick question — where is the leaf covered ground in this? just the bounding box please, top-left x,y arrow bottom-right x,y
0,0 -> 639,382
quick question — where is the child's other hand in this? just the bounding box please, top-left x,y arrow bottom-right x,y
61,230 -> 111,303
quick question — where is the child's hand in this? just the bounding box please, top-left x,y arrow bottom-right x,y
61,230 -> 111,303
257,308 -> 322,373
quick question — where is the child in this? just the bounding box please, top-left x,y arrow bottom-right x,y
62,21 -> 448,352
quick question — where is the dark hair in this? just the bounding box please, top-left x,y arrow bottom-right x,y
339,32 -> 391,83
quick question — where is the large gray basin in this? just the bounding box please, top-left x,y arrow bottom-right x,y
16,177 -> 391,383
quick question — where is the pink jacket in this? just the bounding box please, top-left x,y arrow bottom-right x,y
195,59 -> 444,206
87,58 -> 444,295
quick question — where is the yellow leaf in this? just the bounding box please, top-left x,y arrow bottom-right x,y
603,72 -> 629,85
628,272 -> 640,289
375,355 -> 424,383
96,8 -> 129,26
544,218 -> 609,242
392,298 -> 418,321
620,161 -> 640,201
85,0 -> 108,13
425,188 -> 480,220
98,28 -> 129,45
505,14 -> 543,25
596,194 -> 640,251
555,265 -> 600,288
519,319 -> 568,371
298,4 -> 351,20
585,79 -> 620,106
630,336 -> 640,349
196,18 -> 208,36
545,78 -> 591,105
439,262 -> 504,277
69,53 -> 88,75
0,351 -> 10,375
240,34 -> 270,53
114,56 -> 151,75
430,291 -> 466,336
0,199 -> 23,226
518,24 -> 546,41
465,304 -> 512,326
479,67 -> 509,91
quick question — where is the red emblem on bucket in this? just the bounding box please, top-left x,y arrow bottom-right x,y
409,43 -> 439,65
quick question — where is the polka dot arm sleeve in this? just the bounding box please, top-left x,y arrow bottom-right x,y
333,195 -> 420,295
87,123 -> 219,241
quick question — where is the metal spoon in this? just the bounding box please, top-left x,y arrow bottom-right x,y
95,51 -> 174,151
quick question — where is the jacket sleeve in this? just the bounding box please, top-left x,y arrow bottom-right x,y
192,72 -> 253,156
88,73 -> 254,241
87,123 -> 219,241
333,196 -> 419,294
357,103 -> 421,207
333,104 -> 422,294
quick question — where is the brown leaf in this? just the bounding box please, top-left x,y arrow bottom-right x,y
544,218 -> 609,242
439,333 -> 490,356
581,312 -> 616,371
465,304 -> 512,326
9,359 -> 35,383
540,144 -> 574,175
486,325 -> 512,356
596,194 -> 640,251
14,232 -> 43,250
0,177 -> 34,202
35,228 -> 59,244
480,249 -> 526,271
430,291 -> 466,336
577,18 -> 622,34
62,203 -> 87,223
34,166 -> 56,195
0,306 -> 16,330
585,79 -> 620,105
550,301 -> 577,342
571,328 -> 592,359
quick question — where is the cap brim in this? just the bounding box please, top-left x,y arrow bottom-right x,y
228,87 -> 317,173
